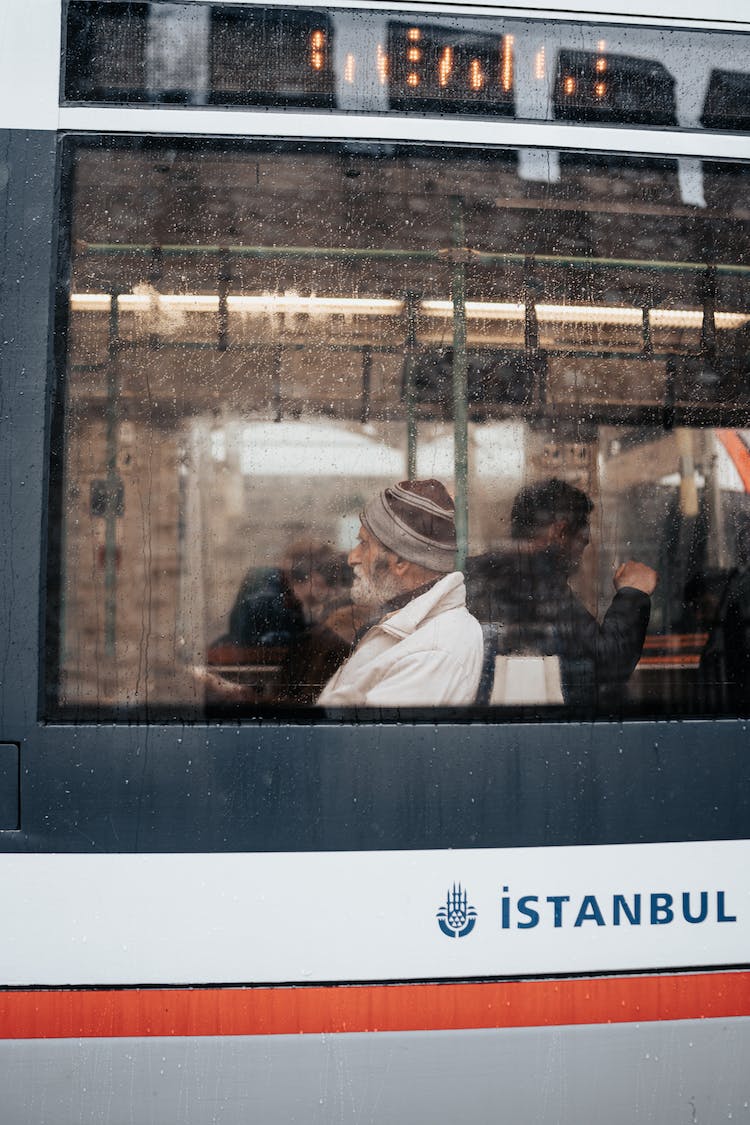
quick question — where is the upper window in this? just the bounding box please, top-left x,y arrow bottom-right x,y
49,139 -> 750,720
64,2 -> 750,132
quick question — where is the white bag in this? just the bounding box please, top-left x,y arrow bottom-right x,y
489,655 -> 564,705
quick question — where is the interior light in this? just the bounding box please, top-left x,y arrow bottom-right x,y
226,295 -> 405,316
68,293 -> 750,332
70,293 -> 112,310
651,309 -> 749,330
594,82 -> 607,99
438,46 -> 454,88
715,312 -> 750,329
376,43 -> 389,85
131,294 -> 218,311
344,53 -> 356,83
407,72 -> 420,87
469,59 -> 485,91
536,304 -> 640,325
407,27 -> 421,42
310,28 -> 325,71
422,300 -> 524,320
534,47 -> 546,81
407,46 -> 421,63
500,36 -> 514,93
563,75 -> 576,96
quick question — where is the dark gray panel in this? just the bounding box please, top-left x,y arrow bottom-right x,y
2,718 -> 748,852
0,130 -> 58,741
0,743 -> 19,830
1,1018 -> 748,1125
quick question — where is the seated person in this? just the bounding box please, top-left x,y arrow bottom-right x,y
199,542 -> 365,706
466,478 -> 658,707
283,540 -> 366,646
700,520 -> 750,712
318,480 -> 483,707
281,541 -> 369,704
225,565 -> 305,648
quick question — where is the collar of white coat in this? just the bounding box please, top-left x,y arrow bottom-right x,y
377,571 -> 467,639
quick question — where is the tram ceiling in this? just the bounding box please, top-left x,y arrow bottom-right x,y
66,236 -> 750,426
69,149 -> 749,254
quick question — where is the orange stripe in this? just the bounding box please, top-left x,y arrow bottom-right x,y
1,972 -> 749,1039
642,634 -> 707,651
718,429 -> 750,494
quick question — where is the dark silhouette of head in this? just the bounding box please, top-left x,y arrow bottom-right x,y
511,478 -> 593,540
510,478 -> 593,575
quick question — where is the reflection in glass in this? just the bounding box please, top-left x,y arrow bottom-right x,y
64,3 -> 750,135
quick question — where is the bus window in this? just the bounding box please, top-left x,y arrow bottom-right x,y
49,141 -> 750,720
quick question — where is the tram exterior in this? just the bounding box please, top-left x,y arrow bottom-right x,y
2,0 -> 750,1121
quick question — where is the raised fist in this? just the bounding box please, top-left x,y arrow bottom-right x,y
613,561 -> 658,596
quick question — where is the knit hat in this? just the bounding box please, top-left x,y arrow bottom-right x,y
361,480 -> 456,573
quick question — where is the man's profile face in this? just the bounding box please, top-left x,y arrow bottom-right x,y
348,524 -> 403,607
560,519 -> 591,574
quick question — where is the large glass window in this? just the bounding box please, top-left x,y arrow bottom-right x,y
49,139 -> 750,719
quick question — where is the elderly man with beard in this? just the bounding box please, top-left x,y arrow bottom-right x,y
317,480 -> 483,708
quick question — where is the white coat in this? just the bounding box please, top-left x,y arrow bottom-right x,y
317,572 -> 483,707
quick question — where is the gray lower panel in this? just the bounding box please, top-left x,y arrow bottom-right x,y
2,1019 -> 749,1125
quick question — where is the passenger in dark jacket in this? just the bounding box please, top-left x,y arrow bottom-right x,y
466,478 -> 658,707
699,522 -> 750,712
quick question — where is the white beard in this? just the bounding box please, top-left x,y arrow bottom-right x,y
350,566 -> 404,608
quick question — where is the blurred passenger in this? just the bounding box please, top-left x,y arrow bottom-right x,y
466,478 -> 658,707
280,541 -> 368,704
283,540 -> 366,645
225,566 -> 305,648
197,540 -> 366,706
680,571 -> 726,633
699,520 -> 750,711
318,480 -> 483,707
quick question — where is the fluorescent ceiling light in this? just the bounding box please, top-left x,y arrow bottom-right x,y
422,300 -> 524,320
651,309 -> 748,330
69,292 -> 750,330
226,295 -> 404,315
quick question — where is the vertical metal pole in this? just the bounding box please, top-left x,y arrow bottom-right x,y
403,292 -> 419,480
699,267 -> 725,567
641,283 -> 654,357
450,196 -> 469,571
522,257 -> 542,407
700,264 -> 717,363
272,344 -> 283,422
217,250 -> 230,352
641,306 -> 653,355
148,246 -> 163,351
104,291 -> 120,657
708,435 -> 729,570
360,346 -> 372,425
523,256 -> 539,351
